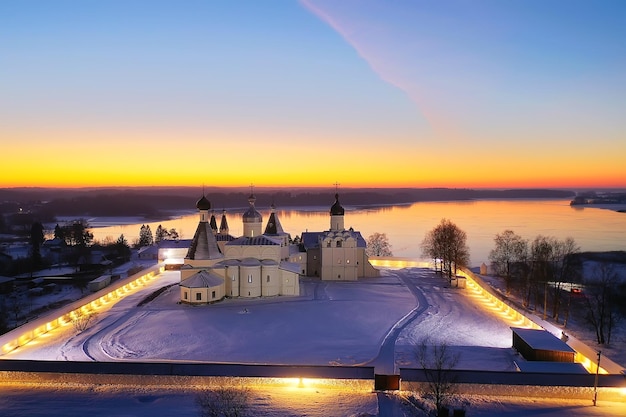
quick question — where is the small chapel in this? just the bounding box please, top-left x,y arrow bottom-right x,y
300,193 -> 380,280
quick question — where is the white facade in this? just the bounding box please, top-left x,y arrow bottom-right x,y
301,193 -> 380,281
180,194 -> 300,304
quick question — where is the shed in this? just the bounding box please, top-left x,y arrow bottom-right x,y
514,361 -> 588,374
88,275 -> 112,292
511,327 -> 576,363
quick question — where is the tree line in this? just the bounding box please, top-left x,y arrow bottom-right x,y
416,218 -> 625,346
488,229 -> 626,345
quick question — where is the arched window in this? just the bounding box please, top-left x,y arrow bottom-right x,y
336,240 -> 342,248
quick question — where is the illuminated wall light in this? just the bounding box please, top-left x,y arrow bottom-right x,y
0,264 -> 167,355
17,334 -> 32,346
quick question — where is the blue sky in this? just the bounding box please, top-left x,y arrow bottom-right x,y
2,1 -> 625,188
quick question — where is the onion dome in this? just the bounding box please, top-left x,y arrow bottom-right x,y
243,194 -> 262,223
196,195 -> 211,211
330,193 -> 345,216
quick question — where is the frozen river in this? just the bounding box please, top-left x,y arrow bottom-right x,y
88,199 -> 626,266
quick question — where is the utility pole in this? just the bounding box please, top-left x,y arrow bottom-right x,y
593,350 -> 602,406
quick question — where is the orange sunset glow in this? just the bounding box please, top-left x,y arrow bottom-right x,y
2,2 -> 625,190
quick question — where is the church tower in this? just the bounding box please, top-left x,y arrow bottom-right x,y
219,209 -> 229,236
330,193 -> 345,231
242,193 -> 263,237
209,210 -> 218,235
185,195 -> 223,263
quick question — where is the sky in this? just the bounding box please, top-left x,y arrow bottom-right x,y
2,0 -> 625,189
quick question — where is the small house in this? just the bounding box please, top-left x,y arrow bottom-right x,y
511,327 -> 576,363
514,361 -> 588,374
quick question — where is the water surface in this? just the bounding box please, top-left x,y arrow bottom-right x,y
89,199 -> 626,266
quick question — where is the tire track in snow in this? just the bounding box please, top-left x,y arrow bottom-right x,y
82,309 -> 153,361
362,270 -> 430,374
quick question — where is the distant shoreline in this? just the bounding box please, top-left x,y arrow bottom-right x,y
1,187 -> 580,224
570,203 -> 626,214
82,197 -> 590,229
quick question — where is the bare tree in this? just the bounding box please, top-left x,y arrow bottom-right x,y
415,338 -> 460,416
549,237 -> 580,322
421,219 -> 470,282
71,308 -> 97,333
488,230 -> 528,295
522,235 -> 555,310
366,232 -> 393,257
584,263 -> 621,345
196,378 -> 251,417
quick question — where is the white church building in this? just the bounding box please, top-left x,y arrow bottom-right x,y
179,194 -> 301,304
301,193 -> 380,280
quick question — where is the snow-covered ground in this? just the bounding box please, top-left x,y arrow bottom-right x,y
2,266 -> 625,416
6,268 -> 517,374
2,384 -> 626,417
478,265 -> 626,369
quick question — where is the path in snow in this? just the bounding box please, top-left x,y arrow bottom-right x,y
7,268 -> 516,372
365,269 -> 430,374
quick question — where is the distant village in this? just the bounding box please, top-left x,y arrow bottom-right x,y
570,191 -> 626,210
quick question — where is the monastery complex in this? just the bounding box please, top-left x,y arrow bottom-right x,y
179,192 -> 379,304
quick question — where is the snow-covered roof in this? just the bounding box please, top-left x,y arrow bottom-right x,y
158,239 -> 192,249
219,259 -> 241,267
180,270 -> 224,289
138,246 -> 158,255
42,237 -> 65,247
186,222 -> 223,261
240,257 -> 261,267
228,236 -> 281,246
301,230 -> 366,249
289,245 -> 303,256
511,328 -> 576,353
279,261 -> 301,274
301,232 -> 322,249
216,234 -> 235,242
